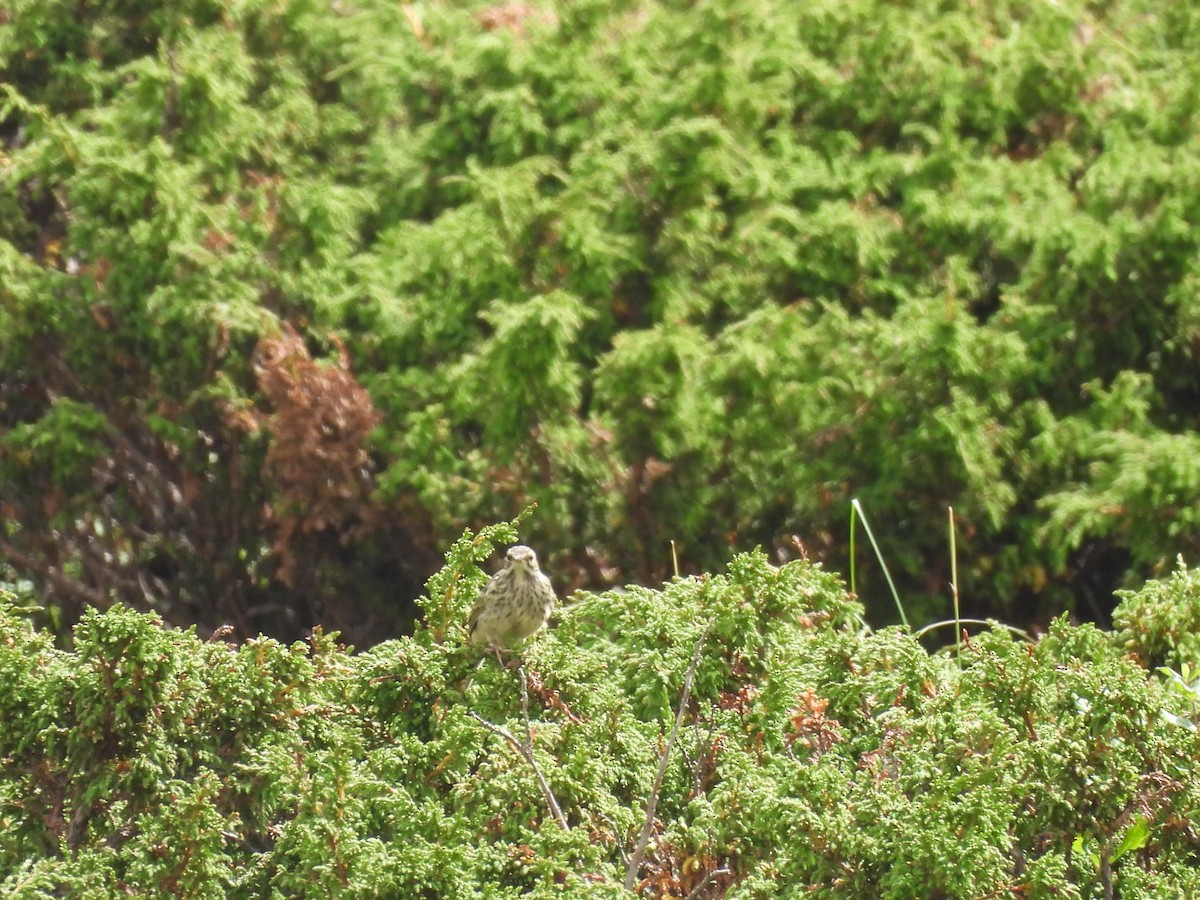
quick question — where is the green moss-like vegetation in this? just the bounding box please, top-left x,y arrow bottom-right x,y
3,537 -> 1200,896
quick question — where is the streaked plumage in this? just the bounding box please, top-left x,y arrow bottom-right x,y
467,545 -> 556,649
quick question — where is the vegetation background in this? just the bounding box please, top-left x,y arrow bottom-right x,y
5,0 -> 1200,645
5,1 -> 1200,895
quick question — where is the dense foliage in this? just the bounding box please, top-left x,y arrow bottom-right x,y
4,0 -> 1200,642
3,531 -> 1200,897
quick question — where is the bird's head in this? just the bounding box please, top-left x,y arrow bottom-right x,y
505,544 -> 540,572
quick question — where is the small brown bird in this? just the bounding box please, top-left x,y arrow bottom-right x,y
467,545 -> 556,650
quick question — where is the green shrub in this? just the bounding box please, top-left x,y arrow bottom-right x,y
5,0 -> 1200,641
3,544 -> 1200,896
1112,560 -> 1200,671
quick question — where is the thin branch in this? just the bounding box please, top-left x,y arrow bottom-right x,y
596,811 -> 631,867
518,664 -> 537,758
685,867 -> 732,900
624,625 -> 711,892
1100,845 -> 1113,900
0,538 -> 109,607
467,665 -> 568,831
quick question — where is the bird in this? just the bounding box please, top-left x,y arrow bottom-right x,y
467,545 -> 556,650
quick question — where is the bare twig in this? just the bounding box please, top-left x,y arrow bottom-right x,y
596,811 -> 632,867
467,663 -> 569,831
685,866 -> 732,900
624,625 -> 711,892
0,538 -> 109,607
525,668 -> 584,725
518,664 -> 537,752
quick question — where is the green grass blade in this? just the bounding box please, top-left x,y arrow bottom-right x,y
851,498 -> 908,628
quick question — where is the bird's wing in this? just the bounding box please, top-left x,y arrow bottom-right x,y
467,575 -> 500,634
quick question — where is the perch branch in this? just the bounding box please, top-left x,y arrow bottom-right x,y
468,664 -> 569,832
624,624 -> 711,892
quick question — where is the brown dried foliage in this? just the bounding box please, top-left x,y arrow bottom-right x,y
638,837 -> 736,899
786,688 -> 844,759
249,329 -> 382,585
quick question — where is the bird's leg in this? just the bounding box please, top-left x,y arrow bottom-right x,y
489,642 -> 508,668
